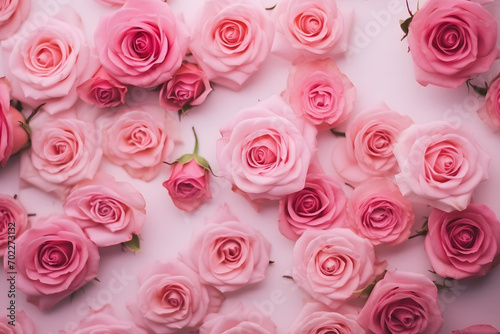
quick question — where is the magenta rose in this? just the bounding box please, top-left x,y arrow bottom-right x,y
189,0 -> 274,90
348,178 -> 415,246
425,204 -> 500,279
95,0 -> 189,88
393,121 -> 490,212
0,193 -> 28,257
283,58 -> 355,131
333,103 -> 413,186
181,204 -> 271,292
77,67 -> 127,108
101,105 -> 179,181
358,270 -> 444,334
6,214 -> 100,310
217,94 -> 317,200
0,310 -> 35,334
200,305 -> 277,334
407,0 -> 498,88
292,228 -> 386,309
0,0 -> 30,40
453,324 -> 500,334
63,172 -> 146,247
2,8 -> 99,114
477,75 -> 500,131
278,160 -> 347,241
127,260 -> 223,334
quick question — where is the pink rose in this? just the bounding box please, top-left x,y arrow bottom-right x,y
407,0 -> 498,88
2,8 -> 99,114
453,324 -> 500,334
292,228 -> 386,309
63,172 -> 146,247
95,0 -> 189,87
333,103 -> 413,186
20,110 -> 102,199
348,178 -> 415,246
77,67 -> 127,108
181,204 -> 271,292
477,75 -> 500,130
283,58 -> 355,131
0,0 -> 30,40
425,204 -> 500,279
0,193 -> 28,257
127,260 -> 223,334
357,270 -> 444,334
216,94 -> 317,200
159,62 -> 212,113
393,121 -> 490,212
200,305 -> 277,334
6,214 -> 100,310
94,0 -> 127,6
272,0 -> 353,62
189,0 -> 274,90
101,105 -> 179,181
278,160 -> 347,241
0,310 -> 35,334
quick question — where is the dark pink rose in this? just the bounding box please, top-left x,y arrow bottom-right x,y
6,214 -> 100,310
283,58 -> 355,130
127,260 -> 223,334
0,0 -> 30,40
477,75 -> 500,130
0,193 -> 28,257
453,324 -> 500,334
63,172 -> 146,247
408,0 -> 498,88
425,204 -> 500,279
358,270 -> 444,334
200,305 -> 276,334
95,0 -> 189,88
77,67 -> 127,108
0,310 -> 35,334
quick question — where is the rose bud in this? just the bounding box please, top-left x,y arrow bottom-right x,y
77,67 -> 127,108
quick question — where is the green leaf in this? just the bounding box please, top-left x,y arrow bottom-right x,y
329,129 -> 346,137
123,234 -> 142,252
400,17 -> 412,40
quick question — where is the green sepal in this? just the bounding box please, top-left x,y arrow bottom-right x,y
353,270 -> 387,297
10,99 -> 22,112
400,17 -> 412,40
466,79 -> 489,97
330,129 -> 346,137
266,4 -> 276,10
123,234 -> 142,252
408,218 -> 429,239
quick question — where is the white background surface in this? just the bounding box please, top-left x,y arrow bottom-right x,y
1,0 -> 500,333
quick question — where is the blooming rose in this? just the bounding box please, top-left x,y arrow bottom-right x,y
20,110 -> 102,199
77,67 -> 127,108
0,194 -> 28,257
101,105 -> 178,181
278,160 -> 347,241
2,8 -> 99,114
181,204 -> 271,292
159,62 -> 212,113
393,121 -> 490,212
292,228 -> 386,309
95,0 -> 126,6
7,214 -> 100,310
453,324 -> 500,334
200,305 -> 277,334
407,0 -> 498,88
477,75 -> 500,131
333,103 -> 413,186
0,0 -> 30,40
95,0 -> 189,87
217,94 -> 317,200
283,58 -> 355,131
63,172 -> 146,247
357,270 -> 444,334
348,178 -> 415,246
0,310 -> 35,334
127,260 -> 223,334
425,204 -> 500,279
189,0 -> 274,89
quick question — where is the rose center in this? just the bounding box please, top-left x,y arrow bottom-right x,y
424,141 -> 463,183
219,239 -> 242,263
161,288 -> 184,310
38,241 -> 74,269
294,190 -> 322,216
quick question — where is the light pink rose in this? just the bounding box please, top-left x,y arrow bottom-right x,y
95,0 -> 189,88
477,75 -> 500,130
216,94 -> 317,200
453,324 -> 500,334
0,0 -> 30,40
101,105 -> 179,181
127,260 -> 223,334
6,214 -> 100,310
181,204 -> 271,292
283,58 -> 355,131
0,310 -> 35,334
2,8 -> 99,114
63,172 -> 146,247
272,0 -> 353,62
278,160 -> 347,241
77,67 -> 127,108
94,0 -> 127,6
333,103 -> 413,186
357,270 -> 444,334
425,204 -> 500,279
189,0 -> 274,90
393,121 -> 490,212
348,178 -> 415,246
159,62 -> 212,113
408,0 -> 498,88
20,110 -> 102,199
0,194 -> 28,257
200,305 -> 277,334
292,228 -> 386,309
